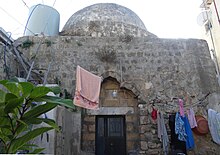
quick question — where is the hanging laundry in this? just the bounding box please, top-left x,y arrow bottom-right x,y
208,109 -> 220,145
151,107 -> 157,120
179,99 -> 185,117
157,111 -> 162,140
175,112 -> 187,141
73,65 -> 102,110
169,114 -> 187,155
157,111 -> 169,155
187,108 -> 197,128
181,116 -> 195,150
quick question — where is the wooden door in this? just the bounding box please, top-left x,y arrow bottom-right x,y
96,116 -> 126,155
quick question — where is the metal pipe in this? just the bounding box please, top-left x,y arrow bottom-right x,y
213,0 -> 220,25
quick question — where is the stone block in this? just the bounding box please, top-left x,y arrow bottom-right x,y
140,134 -> 145,140
139,109 -> 148,115
151,129 -> 156,134
84,116 -> 95,122
127,123 -> 134,132
144,132 -> 153,141
88,124 -> 95,132
146,148 -> 161,155
139,125 -> 148,133
140,141 -> 148,150
127,99 -> 138,106
87,107 -> 134,115
126,115 -> 137,122
140,116 -> 148,125
102,99 -> 120,106
82,133 -> 95,141
82,124 -> 88,132
127,141 -> 135,150
148,142 -> 157,149
127,133 -> 139,140
118,99 -> 129,106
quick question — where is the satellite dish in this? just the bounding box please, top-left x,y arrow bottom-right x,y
197,11 -> 210,26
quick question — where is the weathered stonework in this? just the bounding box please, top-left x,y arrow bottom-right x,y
1,2 -> 220,154
0,44 -> 17,80
80,78 -> 139,154
12,3 -> 220,152
16,36 -> 219,97
13,34 -> 220,154
61,3 -> 156,38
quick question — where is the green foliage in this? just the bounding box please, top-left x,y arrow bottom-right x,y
21,40 -> 34,49
0,79 -> 75,153
44,40 -> 54,47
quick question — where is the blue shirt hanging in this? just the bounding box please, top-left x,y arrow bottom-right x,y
175,112 -> 187,141
181,116 -> 195,150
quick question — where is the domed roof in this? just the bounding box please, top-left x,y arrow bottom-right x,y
61,3 -> 156,37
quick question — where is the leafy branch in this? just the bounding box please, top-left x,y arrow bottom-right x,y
0,79 -> 75,153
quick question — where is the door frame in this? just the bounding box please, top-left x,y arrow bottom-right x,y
95,115 -> 126,155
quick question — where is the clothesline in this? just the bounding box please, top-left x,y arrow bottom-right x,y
151,92 -> 210,109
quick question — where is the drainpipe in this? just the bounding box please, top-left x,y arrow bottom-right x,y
213,0 -> 220,25
208,15 -> 220,85
212,0 -> 220,85
203,0 -> 220,84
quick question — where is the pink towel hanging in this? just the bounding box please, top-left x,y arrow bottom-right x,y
179,99 -> 185,117
74,65 -> 102,110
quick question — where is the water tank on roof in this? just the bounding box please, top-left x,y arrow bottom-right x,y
24,4 -> 60,36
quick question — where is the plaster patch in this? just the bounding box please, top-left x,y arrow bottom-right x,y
145,82 -> 153,89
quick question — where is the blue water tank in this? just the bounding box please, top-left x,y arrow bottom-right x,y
24,4 -> 60,36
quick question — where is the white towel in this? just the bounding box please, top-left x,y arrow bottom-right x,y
208,109 -> 220,145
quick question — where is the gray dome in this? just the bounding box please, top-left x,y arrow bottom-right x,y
61,3 -> 156,37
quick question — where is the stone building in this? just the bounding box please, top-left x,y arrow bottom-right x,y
3,3 -> 220,155
198,0 -> 220,84
0,27 -> 16,80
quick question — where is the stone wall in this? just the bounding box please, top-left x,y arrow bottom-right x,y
55,107 -> 81,155
139,106 -> 162,155
14,35 -> 220,154
16,36 -> 219,100
0,44 -> 17,80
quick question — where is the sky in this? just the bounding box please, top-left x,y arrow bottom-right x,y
0,0 -> 203,39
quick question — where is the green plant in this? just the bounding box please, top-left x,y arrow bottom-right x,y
44,40 -> 53,47
22,40 -> 34,49
0,79 -> 75,153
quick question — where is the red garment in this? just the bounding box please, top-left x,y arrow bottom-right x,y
151,108 -> 158,120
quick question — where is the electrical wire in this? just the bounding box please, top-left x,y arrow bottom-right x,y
52,0 -> 57,7
21,0 -> 29,9
0,1 -> 59,82
0,6 -> 24,27
23,4 -> 41,35
151,92 -> 211,110
0,6 -> 35,36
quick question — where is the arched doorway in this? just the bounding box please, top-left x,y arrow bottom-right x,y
81,77 -> 139,154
